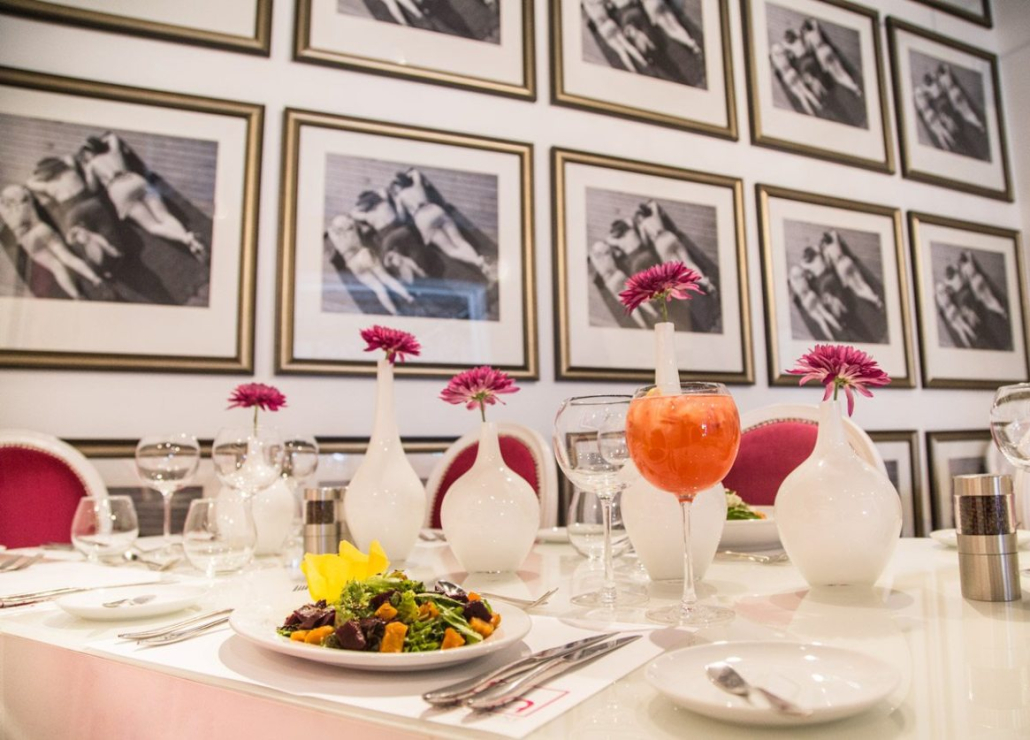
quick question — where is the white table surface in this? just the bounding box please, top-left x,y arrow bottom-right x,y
1,538 -> 1029,740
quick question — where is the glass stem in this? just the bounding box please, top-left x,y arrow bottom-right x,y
600,493 -> 617,606
679,499 -> 696,618
162,491 -> 174,545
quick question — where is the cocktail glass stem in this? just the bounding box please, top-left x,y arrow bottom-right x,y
678,498 -> 696,618
599,491 -> 617,606
161,490 -> 174,547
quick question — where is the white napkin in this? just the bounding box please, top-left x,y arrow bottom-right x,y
88,616 -> 664,739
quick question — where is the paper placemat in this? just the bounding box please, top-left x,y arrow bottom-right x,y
88,616 -> 664,738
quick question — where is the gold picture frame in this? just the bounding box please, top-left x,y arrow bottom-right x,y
886,17 -> 1012,201
925,429 -> 991,530
0,66 -> 263,373
756,184 -> 915,387
0,0 -> 273,55
552,148 -> 753,384
908,211 -> 1028,389
868,429 -> 925,537
740,0 -> 894,173
551,0 -> 737,138
294,0 -> 535,100
277,108 -> 537,378
910,0 -> 992,28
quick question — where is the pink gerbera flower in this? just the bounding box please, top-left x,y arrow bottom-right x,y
227,383 -> 287,432
618,261 -> 705,324
786,344 -> 891,416
360,325 -> 421,364
440,366 -> 519,422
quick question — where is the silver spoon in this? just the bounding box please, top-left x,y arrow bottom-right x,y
102,594 -> 157,608
123,550 -> 180,571
706,662 -> 812,717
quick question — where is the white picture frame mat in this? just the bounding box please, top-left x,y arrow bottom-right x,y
751,0 -> 886,162
0,85 -> 247,358
42,0 -> 258,36
875,438 -> 916,536
559,0 -> 728,127
766,196 -> 907,378
291,124 -> 525,366
308,0 -> 524,85
930,436 -> 989,529
563,162 -> 743,373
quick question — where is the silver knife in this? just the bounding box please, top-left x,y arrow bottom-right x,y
0,580 -> 169,608
466,634 -> 642,711
422,632 -> 617,706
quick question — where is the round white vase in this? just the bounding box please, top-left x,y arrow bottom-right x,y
621,467 -> 726,582
441,421 -> 539,573
775,398 -> 902,587
250,478 -> 297,556
343,358 -> 425,562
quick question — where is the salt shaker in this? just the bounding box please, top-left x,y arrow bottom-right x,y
303,486 -> 343,555
953,474 -> 1021,602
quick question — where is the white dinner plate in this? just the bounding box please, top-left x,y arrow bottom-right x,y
647,641 -> 899,727
720,507 -> 780,551
930,528 -> 1030,549
229,596 -> 531,672
56,584 -> 207,621
536,527 -> 569,543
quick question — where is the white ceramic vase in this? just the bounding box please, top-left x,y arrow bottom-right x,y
343,359 -> 425,562
441,421 -> 539,573
249,478 -> 297,556
775,398 -> 902,587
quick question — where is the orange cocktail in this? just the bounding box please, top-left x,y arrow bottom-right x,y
626,392 -> 740,500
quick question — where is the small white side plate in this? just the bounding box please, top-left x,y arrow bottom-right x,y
536,527 -> 569,543
930,529 -> 1030,549
647,641 -> 900,726
56,584 -> 207,621
720,507 -> 779,551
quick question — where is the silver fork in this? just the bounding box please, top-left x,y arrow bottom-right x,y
0,553 -> 43,573
135,615 -> 231,646
478,587 -> 558,609
117,608 -> 234,641
706,662 -> 812,717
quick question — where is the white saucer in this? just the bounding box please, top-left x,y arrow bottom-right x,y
56,584 -> 207,621
536,526 -> 568,543
930,528 -> 1030,549
646,641 -> 900,726
720,507 -> 780,551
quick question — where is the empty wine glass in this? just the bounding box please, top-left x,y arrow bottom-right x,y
212,426 -> 284,498
554,395 -> 647,610
990,383 -> 1030,468
182,497 -> 256,577
71,496 -> 139,562
135,434 -> 200,555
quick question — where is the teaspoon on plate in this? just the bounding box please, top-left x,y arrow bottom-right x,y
102,594 -> 157,608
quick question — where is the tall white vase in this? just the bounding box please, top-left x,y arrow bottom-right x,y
441,421 -> 539,573
775,398 -> 902,587
343,359 -> 425,562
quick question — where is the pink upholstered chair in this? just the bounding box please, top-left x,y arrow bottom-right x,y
425,423 -> 558,529
0,429 -> 108,548
722,404 -> 886,506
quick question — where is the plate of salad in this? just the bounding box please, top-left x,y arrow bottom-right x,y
720,491 -> 780,551
229,572 -> 531,671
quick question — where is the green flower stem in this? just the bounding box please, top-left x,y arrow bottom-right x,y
253,406 -> 259,436
479,402 -> 486,423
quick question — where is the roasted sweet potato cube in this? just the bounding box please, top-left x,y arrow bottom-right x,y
490,612 -> 502,628
374,602 -> 398,621
441,628 -> 465,650
379,621 -> 408,653
469,617 -> 494,638
289,630 -> 309,642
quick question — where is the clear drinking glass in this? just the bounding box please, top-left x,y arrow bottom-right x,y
626,382 -> 740,626
182,497 -> 256,576
990,383 -> 1030,468
554,395 -> 646,609
134,434 -> 200,554
567,487 -> 630,560
70,496 -> 139,562
212,426 -> 284,498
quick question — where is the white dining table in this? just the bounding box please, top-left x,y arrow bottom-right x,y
1,537 -> 1028,740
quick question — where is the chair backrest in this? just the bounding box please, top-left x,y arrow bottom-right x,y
425,423 -> 558,530
722,404 -> 886,507
0,429 -> 108,548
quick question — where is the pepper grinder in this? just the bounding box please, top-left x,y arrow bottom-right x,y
303,486 -> 343,555
954,474 -> 1021,602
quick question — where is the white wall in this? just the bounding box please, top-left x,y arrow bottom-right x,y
0,0 -> 1025,453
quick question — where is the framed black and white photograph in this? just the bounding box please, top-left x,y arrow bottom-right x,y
295,0 -> 534,99
926,429 -> 991,530
278,109 -> 536,377
887,18 -> 1011,201
553,148 -> 752,383
757,185 -> 915,387
741,0 -> 893,172
908,212 -> 1027,389
909,0 -> 992,28
869,430 -> 925,537
552,0 -> 736,137
0,67 -> 262,373
0,0 -> 273,55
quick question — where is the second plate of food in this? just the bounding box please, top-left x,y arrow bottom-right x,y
720,506 -> 780,551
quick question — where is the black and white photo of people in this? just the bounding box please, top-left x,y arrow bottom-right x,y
931,242 -> 1010,351
322,154 -> 499,321
0,113 -> 214,305
336,0 -> 500,43
585,187 -> 722,333
766,3 -> 867,129
909,50 -> 990,161
784,219 -> 888,344
581,0 -> 707,89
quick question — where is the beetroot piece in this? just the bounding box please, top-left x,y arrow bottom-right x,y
336,620 -> 366,651
282,601 -> 335,631
369,590 -> 397,612
359,617 -> 385,648
463,600 -> 491,624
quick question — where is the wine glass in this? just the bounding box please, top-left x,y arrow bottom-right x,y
212,426 -> 284,498
626,383 -> 740,625
135,434 -> 201,555
71,496 -> 139,562
554,395 -> 646,609
990,383 -> 1030,468
182,497 -> 256,577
